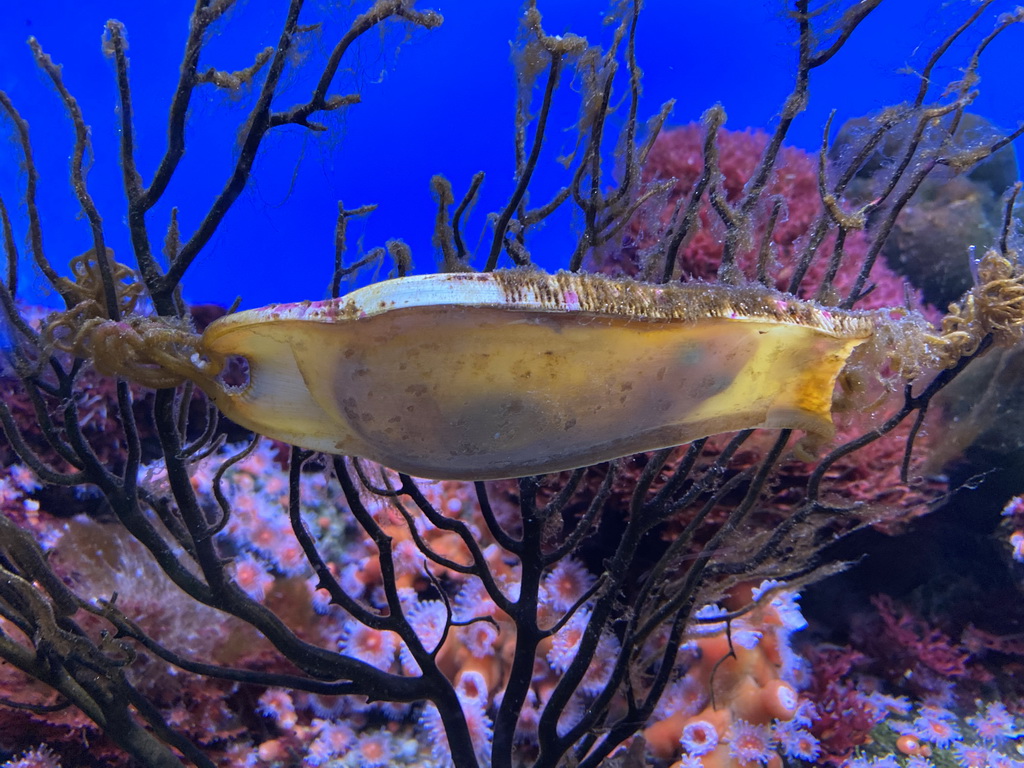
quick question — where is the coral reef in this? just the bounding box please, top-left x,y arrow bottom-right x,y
592,124 -> 925,313
833,112 -> 1018,310
1,2 -> 1024,768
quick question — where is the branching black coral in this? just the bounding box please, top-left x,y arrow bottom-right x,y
0,2 -> 1023,768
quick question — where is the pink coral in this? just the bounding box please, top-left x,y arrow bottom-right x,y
232,553 -> 275,602
857,595 -> 974,697
646,583 -> 811,767
727,719 -> 775,763
337,620 -> 399,671
540,556 -> 596,612
546,608 -> 592,672
257,689 -> 298,731
349,731 -> 393,767
680,719 -> 719,755
594,124 -> 930,315
801,647 -> 883,765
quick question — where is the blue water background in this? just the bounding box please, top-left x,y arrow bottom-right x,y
0,0 -> 1020,310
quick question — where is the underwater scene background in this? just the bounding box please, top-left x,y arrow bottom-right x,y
1,1 -> 1024,767
2,0 -> 1022,307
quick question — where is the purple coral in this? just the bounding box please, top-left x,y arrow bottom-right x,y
0,747 -> 62,768
337,619 -> 399,671
541,556 -> 597,612
968,701 -> 1016,743
257,689 -> 297,730
910,706 -> 961,748
727,719 -> 775,763
680,719 -> 719,756
546,608 -> 591,672
774,719 -> 821,761
349,731 -> 393,767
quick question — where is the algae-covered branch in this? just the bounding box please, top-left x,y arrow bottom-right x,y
1,2 -> 1024,768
